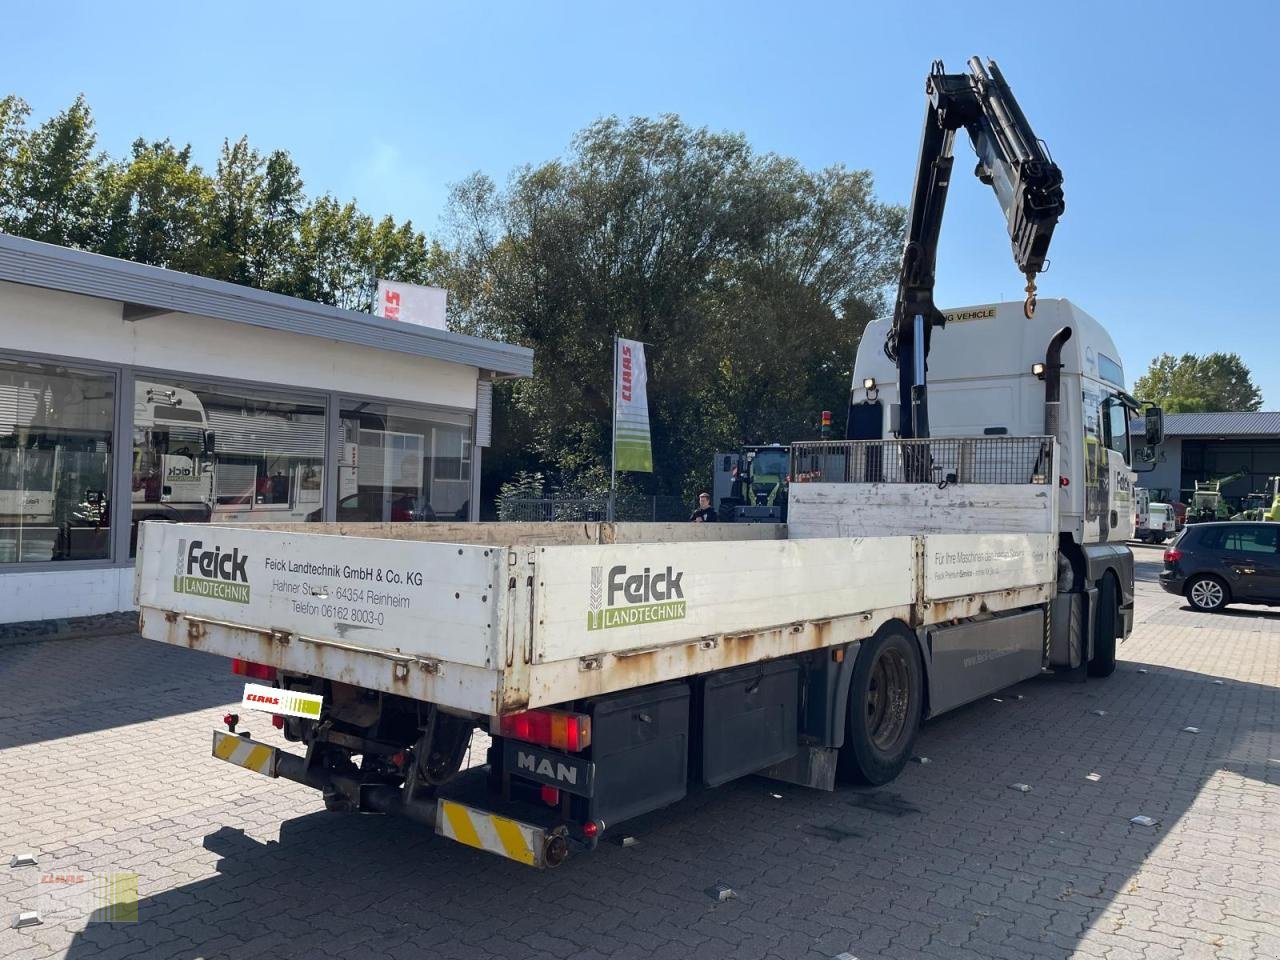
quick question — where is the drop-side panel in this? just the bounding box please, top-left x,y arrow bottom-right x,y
921,533 -> 1056,601
136,522 -> 502,669
789,482 -> 1056,538
532,536 -> 915,664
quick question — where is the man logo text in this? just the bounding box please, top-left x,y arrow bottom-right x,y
516,750 -> 579,786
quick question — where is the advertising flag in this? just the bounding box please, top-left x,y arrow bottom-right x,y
614,338 -> 653,472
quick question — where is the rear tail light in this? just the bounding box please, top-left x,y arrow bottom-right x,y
500,709 -> 592,751
1163,547 -> 1181,564
232,658 -> 277,682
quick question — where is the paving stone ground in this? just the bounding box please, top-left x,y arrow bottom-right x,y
1,542 -> 1276,960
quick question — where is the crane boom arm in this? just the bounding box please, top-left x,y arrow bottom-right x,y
867,57 -> 1065,441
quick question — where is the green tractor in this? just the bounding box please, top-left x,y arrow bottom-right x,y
1233,476 -> 1280,522
713,445 -> 790,523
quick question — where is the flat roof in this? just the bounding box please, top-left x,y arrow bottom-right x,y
1130,411 -> 1280,438
0,232 -> 532,378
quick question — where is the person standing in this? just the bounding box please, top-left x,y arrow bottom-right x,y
690,492 -> 717,522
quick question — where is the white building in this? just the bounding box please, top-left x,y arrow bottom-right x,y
0,233 -> 532,624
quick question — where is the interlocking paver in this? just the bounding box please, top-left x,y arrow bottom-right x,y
0,543 -> 1275,959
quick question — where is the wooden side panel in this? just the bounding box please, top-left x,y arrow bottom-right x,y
787,482 -> 1056,538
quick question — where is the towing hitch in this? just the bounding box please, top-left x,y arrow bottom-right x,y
210,730 -> 566,867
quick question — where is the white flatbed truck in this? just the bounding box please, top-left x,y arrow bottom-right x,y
135,58 -> 1164,868
136,321 -> 1150,869
136,465 -> 1064,868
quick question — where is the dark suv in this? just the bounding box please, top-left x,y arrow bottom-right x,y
1160,522 -> 1280,612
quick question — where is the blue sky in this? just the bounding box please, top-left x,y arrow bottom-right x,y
5,1 -> 1277,405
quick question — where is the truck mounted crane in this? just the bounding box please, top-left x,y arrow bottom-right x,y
856,58 -> 1066,442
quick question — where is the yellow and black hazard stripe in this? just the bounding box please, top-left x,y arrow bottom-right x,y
212,730 -> 277,777
436,799 -> 546,867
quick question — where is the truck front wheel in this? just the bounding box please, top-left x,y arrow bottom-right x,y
1087,575 -> 1118,678
839,626 -> 923,785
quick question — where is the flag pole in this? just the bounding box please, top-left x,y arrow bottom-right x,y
608,333 -> 618,522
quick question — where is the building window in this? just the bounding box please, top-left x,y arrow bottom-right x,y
0,356 -> 115,564
131,377 -> 325,554
339,401 -> 473,522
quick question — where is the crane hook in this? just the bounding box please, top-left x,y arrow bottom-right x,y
1023,275 -> 1038,320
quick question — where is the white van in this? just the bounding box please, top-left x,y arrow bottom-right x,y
1136,501 -> 1176,543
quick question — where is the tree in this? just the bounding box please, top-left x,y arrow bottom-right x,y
1133,352 -> 1263,413
250,149 -> 306,292
0,95 -> 32,230
2,90 -> 443,318
444,114 -> 903,500
7,95 -> 101,246
92,138 -> 213,270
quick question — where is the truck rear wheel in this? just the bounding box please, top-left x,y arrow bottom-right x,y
838,626 -> 922,785
1087,575 -> 1118,678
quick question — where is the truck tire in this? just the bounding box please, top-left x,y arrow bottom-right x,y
838,625 -> 923,785
1087,575 -> 1118,678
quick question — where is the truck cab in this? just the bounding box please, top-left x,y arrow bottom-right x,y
848,298 -> 1140,643
851,299 -> 1137,546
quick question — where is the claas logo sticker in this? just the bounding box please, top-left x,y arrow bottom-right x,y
240,683 -> 322,719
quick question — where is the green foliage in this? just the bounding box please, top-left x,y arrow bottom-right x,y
92,138 -> 212,270
1133,352 -> 1263,414
0,93 -> 435,309
6,95 -> 99,245
495,470 -> 548,520
443,114 -> 903,500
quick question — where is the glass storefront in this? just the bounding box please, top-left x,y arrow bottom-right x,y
0,357 -> 114,563
0,351 -> 476,567
131,378 -> 326,553
338,401 -> 472,522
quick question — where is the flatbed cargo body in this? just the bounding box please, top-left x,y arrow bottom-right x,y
133,434 -> 1139,869
136,518 -> 1056,717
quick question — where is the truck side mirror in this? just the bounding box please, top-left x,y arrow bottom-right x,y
1144,407 -> 1164,447
203,430 -> 216,456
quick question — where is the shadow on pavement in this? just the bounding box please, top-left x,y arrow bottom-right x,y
0,634 -> 238,750
1183,604 -> 1280,621
61,658 -> 1278,960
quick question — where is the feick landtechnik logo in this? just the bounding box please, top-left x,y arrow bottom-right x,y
174,538 -> 251,604
587,563 -> 686,630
